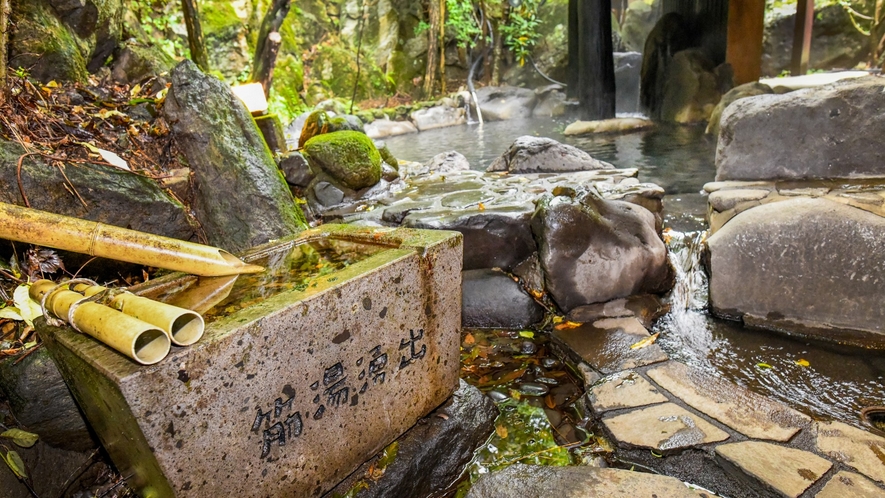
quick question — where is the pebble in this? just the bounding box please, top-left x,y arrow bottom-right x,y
535,377 -> 559,385
487,390 -> 510,403
518,382 -> 550,397
541,357 -> 560,369
519,341 -> 537,355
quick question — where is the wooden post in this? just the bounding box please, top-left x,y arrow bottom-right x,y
0,0 -> 9,105
181,0 -> 210,72
726,0 -> 766,84
576,0 -> 616,120
791,0 -> 814,75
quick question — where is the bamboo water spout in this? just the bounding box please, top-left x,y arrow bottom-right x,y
0,202 -> 264,277
73,284 -> 204,346
30,280 -> 171,365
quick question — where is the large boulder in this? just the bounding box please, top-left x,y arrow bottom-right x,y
410,105 -> 466,131
162,60 -> 306,254
706,197 -> 885,346
659,49 -> 728,124
715,77 -> 885,181
487,136 -> 611,174
0,140 -> 194,241
531,190 -> 672,312
303,130 -> 382,190
475,86 -> 538,121
462,269 -> 546,328
328,380 -> 497,498
619,0 -> 660,52
364,118 -> 418,139
705,81 -> 773,136
762,3 -> 871,77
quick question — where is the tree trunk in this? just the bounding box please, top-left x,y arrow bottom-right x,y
873,0 -> 884,70
252,0 -> 291,96
0,0 -> 9,105
576,0 -> 616,120
181,0 -> 210,72
491,18 -> 503,86
423,0 -> 441,98
439,0 -> 447,94
566,0 -> 578,98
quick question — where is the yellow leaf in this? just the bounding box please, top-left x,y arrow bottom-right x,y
554,321 -> 582,330
4,450 -> 27,479
495,425 -> 508,438
13,285 -> 42,328
478,202 -> 485,211
518,330 -> 534,339
629,332 -> 660,350
794,359 -> 810,367
463,333 -> 475,345
756,362 -> 772,369
1,429 -> 38,448
552,316 -> 564,324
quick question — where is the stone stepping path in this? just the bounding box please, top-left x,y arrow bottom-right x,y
715,441 -> 832,497
816,471 -> 885,498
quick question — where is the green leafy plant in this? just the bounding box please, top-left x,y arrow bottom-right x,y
499,0 -> 542,66
446,0 -> 483,49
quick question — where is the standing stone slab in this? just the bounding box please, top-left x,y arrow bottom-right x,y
815,421 -> 885,484
39,226 -> 462,497
587,370 -> 668,414
715,441 -> 832,498
816,471 -> 885,498
162,60 -> 306,254
602,403 -> 729,452
716,76 -> 885,181
647,362 -> 809,441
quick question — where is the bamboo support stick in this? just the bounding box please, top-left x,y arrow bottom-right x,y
30,281 -> 171,365
0,202 -> 264,276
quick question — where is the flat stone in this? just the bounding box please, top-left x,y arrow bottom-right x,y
587,370 -> 668,414
646,362 -> 809,441
553,317 -> 669,374
778,187 -> 830,197
815,421 -> 885,484
816,471 -> 885,498
466,464 -> 705,498
602,402 -> 729,452
715,441 -> 831,497
708,189 -> 770,212
837,192 -> 885,206
461,269 -> 545,328
38,226 -> 462,497
703,181 -> 776,193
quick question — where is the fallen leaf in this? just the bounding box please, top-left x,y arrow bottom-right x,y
629,332 -> 660,350
794,359 -> 810,367
554,321 -> 582,330
518,330 -> 534,339
495,425 -> 508,438
3,450 -> 27,479
463,333 -> 475,345
756,362 -> 772,369
1,429 -> 38,448
12,285 -> 42,328
478,202 -> 485,211
544,394 -> 555,409
552,316 -> 564,324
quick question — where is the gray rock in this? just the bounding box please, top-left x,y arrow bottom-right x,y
410,105 -> 466,131
475,86 -> 537,121
313,180 -> 345,207
619,0 -> 659,52
110,41 -> 176,84
532,191 -> 673,312
531,90 -> 566,118
0,349 -> 96,451
328,380 -> 497,498
512,253 -> 545,297
707,197 -> 885,345
660,49 -> 727,124
614,52 -> 643,113
364,118 -> 418,139
462,269 -> 545,328
400,150 -> 471,178
705,82 -> 773,136
487,136 -> 611,174
403,205 -> 536,271
0,139 -> 194,241
279,151 -> 314,187
716,76 -> 885,181
466,464 -> 703,498
162,60 -> 305,253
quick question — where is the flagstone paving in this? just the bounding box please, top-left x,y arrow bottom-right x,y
587,370 -> 668,413
815,421 -> 885,484
715,441 -> 832,497
603,402 -> 730,452
552,317 -> 668,374
816,471 -> 885,498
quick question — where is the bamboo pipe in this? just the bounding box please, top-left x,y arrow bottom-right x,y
30,281 -> 171,365
73,284 -> 205,346
0,202 -> 264,277
164,275 -> 239,314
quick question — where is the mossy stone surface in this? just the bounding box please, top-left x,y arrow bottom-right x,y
11,1 -> 89,82
304,130 -> 381,190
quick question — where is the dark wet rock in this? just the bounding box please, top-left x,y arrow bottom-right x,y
614,52 -> 643,114
518,382 -> 549,397
110,41 -> 176,84
462,269 -> 545,328
466,464 -> 703,498
705,82 -> 773,136
405,206 -> 536,271
0,438 -> 103,498
487,136 -> 611,174
706,197 -> 885,346
313,180 -> 346,207
552,317 -> 669,374
512,253 -> 545,297
487,390 -> 510,403
410,105 -> 466,131
303,130 -> 382,190
162,61 -> 305,253
475,86 -> 538,121
541,358 -> 560,369
519,341 -> 538,355
0,349 -> 96,452
567,295 -> 668,329
279,151 -> 314,187
0,139 -> 194,240
716,77 -> 885,181
532,190 -> 673,311
327,380 -> 497,498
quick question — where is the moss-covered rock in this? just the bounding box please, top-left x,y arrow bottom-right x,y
303,130 -> 381,190
378,144 -> 398,170
110,40 -> 177,84
10,1 -> 90,82
299,110 -> 332,147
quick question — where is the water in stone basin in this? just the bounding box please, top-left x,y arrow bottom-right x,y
390,117 -> 885,425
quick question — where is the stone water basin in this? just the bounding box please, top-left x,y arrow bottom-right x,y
38,225 -> 462,497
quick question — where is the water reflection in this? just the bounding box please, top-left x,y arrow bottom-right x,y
383,118 -> 717,194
